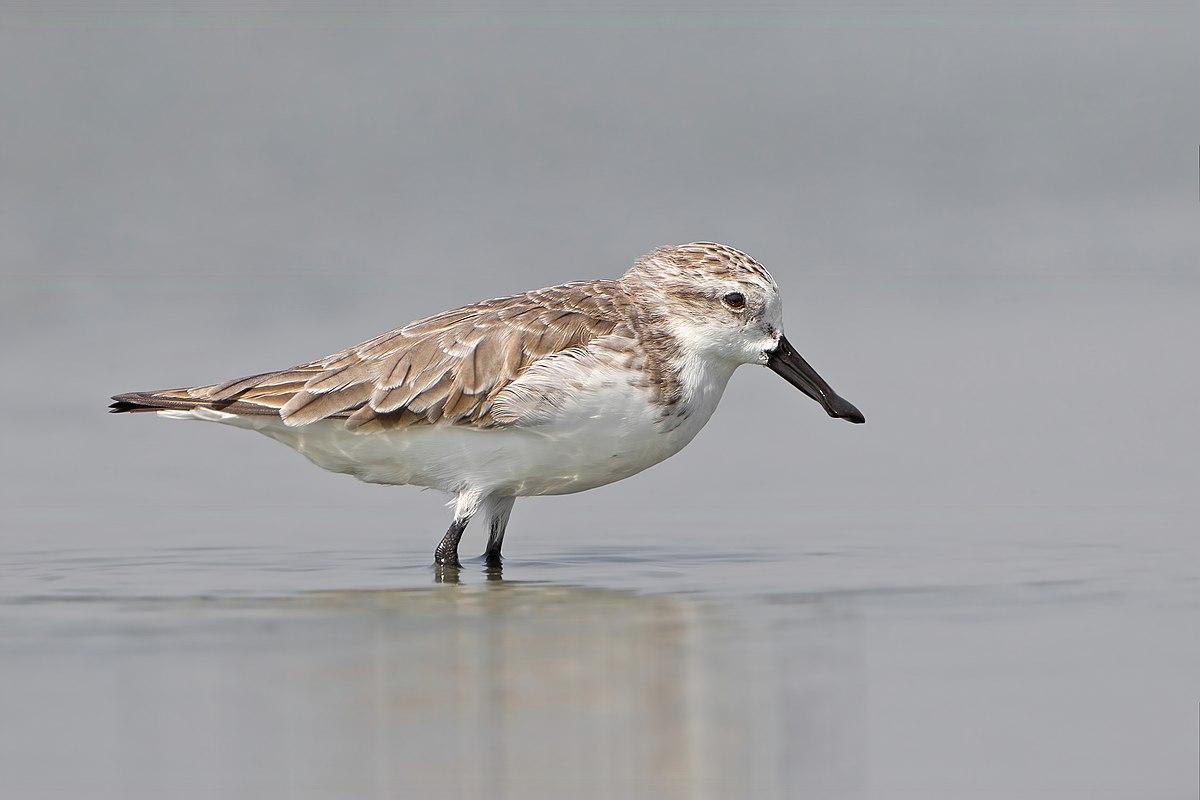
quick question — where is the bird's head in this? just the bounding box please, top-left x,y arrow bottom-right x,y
622,242 -> 865,424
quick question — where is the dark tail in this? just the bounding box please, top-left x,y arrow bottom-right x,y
109,391 -> 204,414
109,388 -> 280,417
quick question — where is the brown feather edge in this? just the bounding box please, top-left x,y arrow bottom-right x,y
110,279 -> 648,429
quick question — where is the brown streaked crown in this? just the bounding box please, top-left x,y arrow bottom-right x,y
622,242 -> 776,289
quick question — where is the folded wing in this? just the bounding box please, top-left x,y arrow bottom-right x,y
111,281 -> 631,432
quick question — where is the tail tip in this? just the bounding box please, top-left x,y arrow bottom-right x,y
109,393 -> 154,413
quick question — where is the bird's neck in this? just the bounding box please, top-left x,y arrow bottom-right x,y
634,324 -> 738,419
619,283 -> 739,414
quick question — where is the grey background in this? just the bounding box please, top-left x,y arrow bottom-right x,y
2,3 -> 1198,798
4,1 -> 1196,526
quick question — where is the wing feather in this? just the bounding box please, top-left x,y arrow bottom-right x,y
158,281 -> 630,430
278,383 -> 374,426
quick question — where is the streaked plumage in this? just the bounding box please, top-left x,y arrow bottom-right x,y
116,280 -> 635,430
112,243 -> 864,567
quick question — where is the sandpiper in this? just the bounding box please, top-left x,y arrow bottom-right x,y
111,243 -> 864,566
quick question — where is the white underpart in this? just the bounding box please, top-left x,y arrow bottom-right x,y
159,351 -> 738,500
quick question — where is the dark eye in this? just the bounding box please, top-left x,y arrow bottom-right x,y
722,292 -> 746,311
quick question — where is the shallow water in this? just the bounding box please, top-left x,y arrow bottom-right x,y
3,499 -> 1198,798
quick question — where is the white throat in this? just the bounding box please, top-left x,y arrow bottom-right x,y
672,347 -> 739,424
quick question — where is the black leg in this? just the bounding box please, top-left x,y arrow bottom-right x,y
482,497 -> 515,567
483,518 -> 504,567
434,519 -> 468,567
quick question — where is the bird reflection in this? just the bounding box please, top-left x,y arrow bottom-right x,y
278,582 -> 715,798
431,558 -> 506,584
431,563 -> 461,584
253,581 -> 861,798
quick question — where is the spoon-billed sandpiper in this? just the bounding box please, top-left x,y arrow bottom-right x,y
112,243 -> 864,566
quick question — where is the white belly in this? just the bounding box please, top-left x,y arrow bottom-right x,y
163,365 -> 733,497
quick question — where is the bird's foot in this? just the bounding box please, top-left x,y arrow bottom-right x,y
433,520 -> 467,568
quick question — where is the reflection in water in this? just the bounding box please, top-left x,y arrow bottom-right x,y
431,560 -> 505,584
0,579 -> 866,798
0,573 -> 868,796
259,579 -> 862,799
309,581 -> 712,798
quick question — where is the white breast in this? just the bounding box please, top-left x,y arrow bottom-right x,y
161,355 -> 737,497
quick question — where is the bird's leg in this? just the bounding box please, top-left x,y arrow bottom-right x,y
433,488 -> 487,567
482,496 -> 516,567
433,518 -> 469,567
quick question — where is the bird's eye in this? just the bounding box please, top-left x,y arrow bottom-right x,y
722,292 -> 746,311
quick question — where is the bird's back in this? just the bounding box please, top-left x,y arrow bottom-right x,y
111,279 -> 640,432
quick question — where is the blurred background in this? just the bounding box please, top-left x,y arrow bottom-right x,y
2,3 -> 1197,798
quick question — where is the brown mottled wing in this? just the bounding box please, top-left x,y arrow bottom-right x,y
147,281 -> 631,431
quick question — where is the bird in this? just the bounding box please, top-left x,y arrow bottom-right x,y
110,242 -> 864,567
